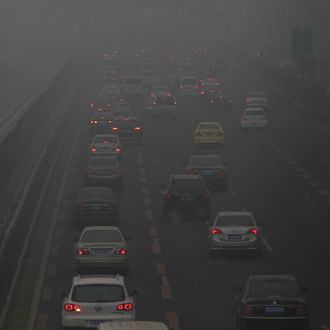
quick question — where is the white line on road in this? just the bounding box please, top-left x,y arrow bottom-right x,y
261,237 -> 273,252
228,184 -> 237,196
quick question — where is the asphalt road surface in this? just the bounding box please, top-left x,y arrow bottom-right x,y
2,53 -> 330,330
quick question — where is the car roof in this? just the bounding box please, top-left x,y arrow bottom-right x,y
73,274 -> 124,285
248,274 -> 296,282
217,211 -> 253,217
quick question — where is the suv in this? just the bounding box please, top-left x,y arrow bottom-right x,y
62,274 -> 136,329
162,174 -> 211,220
235,275 -> 309,330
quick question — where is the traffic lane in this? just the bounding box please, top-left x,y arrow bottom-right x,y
33,127 -> 169,329
141,96 -> 330,329
227,61 -> 330,191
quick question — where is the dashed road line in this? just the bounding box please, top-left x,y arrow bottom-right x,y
307,180 -> 322,188
149,226 -> 158,237
152,238 -> 162,254
35,313 -> 48,330
228,184 -> 237,196
166,312 -> 181,330
140,176 -> 147,184
156,262 -> 167,275
160,275 -> 172,300
261,237 -> 273,252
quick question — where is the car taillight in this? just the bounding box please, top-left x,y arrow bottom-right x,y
210,99 -> 214,103
117,303 -> 133,311
296,305 -> 306,315
115,147 -> 121,153
200,91 -> 205,95
217,170 -> 225,176
76,248 -> 90,256
114,247 -> 128,256
134,127 -> 142,131
242,304 -> 254,316
247,228 -> 258,235
64,304 -> 81,313
90,120 -> 98,124
211,228 -> 222,235
112,127 -> 119,131
91,147 -> 97,153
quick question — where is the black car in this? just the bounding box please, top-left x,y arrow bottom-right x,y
162,174 -> 211,220
111,116 -> 143,144
73,187 -> 119,225
88,112 -> 113,136
235,275 -> 309,330
187,154 -> 228,189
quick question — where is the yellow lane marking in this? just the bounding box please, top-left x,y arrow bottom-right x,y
161,275 -> 172,300
155,262 -> 166,275
166,312 -> 181,330
144,198 -> 151,208
146,209 -> 155,222
35,313 -> 48,330
152,238 -> 161,254
149,226 -> 158,237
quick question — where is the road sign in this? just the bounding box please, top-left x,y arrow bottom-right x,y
292,26 -> 313,56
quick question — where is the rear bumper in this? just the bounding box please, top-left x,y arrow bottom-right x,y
209,239 -> 260,250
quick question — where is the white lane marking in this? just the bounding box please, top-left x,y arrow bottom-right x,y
261,237 -> 273,252
228,184 -> 237,196
321,325 -> 329,330
307,180 -> 321,188
300,173 -> 313,180
292,167 -> 305,173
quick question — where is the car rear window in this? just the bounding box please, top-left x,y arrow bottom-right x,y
245,109 -> 265,116
199,123 -> 219,130
113,118 -> 139,128
72,284 -> 125,302
170,178 -> 204,193
89,157 -> 119,167
125,77 -> 141,85
182,78 -> 197,85
155,97 -> 175,105
190,156 -> 223,168
249,280 -> 300,298
81,230 -> 122,243
217,215 -> 254,226
93,136 -> 118,144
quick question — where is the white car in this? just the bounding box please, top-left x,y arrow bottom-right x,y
150,96 -> 177,117
179,76 -> 199,96
245,91 -> 268,109
62,274 -> 136,328
240,108 -> 268,129
90,134 -> 122,157
209,211 -> 261,254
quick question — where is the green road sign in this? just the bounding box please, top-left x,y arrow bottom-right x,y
292,26 -> 313,55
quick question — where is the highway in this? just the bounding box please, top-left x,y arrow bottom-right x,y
0,47 -> 329,330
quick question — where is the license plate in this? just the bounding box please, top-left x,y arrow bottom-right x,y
228,234 -> 242,240
87,320 -> 103,327
182,196 -> 193,201
201,171 -> 213,176
265,306 -> 285,313
92,248 -> 112,255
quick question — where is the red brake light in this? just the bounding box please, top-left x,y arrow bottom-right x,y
117,303 -> 133,311
112,127 -> 119,131
247,228 -> 258,235
134,127 -> 141,131
90,120 -> 98,124
242,304 -> 254,316
91,147 -> 97,153
211,228 -> 222,235
115,147 -> 121,153
76,248 -> 90,256
114,248 -> 127,256
64,304 -> 81,313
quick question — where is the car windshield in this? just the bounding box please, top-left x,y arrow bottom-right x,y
190,157 -> 223,168
199,123 -> 219,130
155,97 -> 175,105
93,136 -> 117,144
170,178 -> 204,193
217,215 -> 254,226
245,110 -> 265,116
89,157 -> 118,167
125,77 -> 141,84
72,284 -> 125,302
81,230 -> 122,243
249,280 -> 300,298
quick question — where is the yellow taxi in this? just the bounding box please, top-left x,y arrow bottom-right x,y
194,121 -> 224,146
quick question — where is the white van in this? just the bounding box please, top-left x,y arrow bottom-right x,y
98,321 -> 169,330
